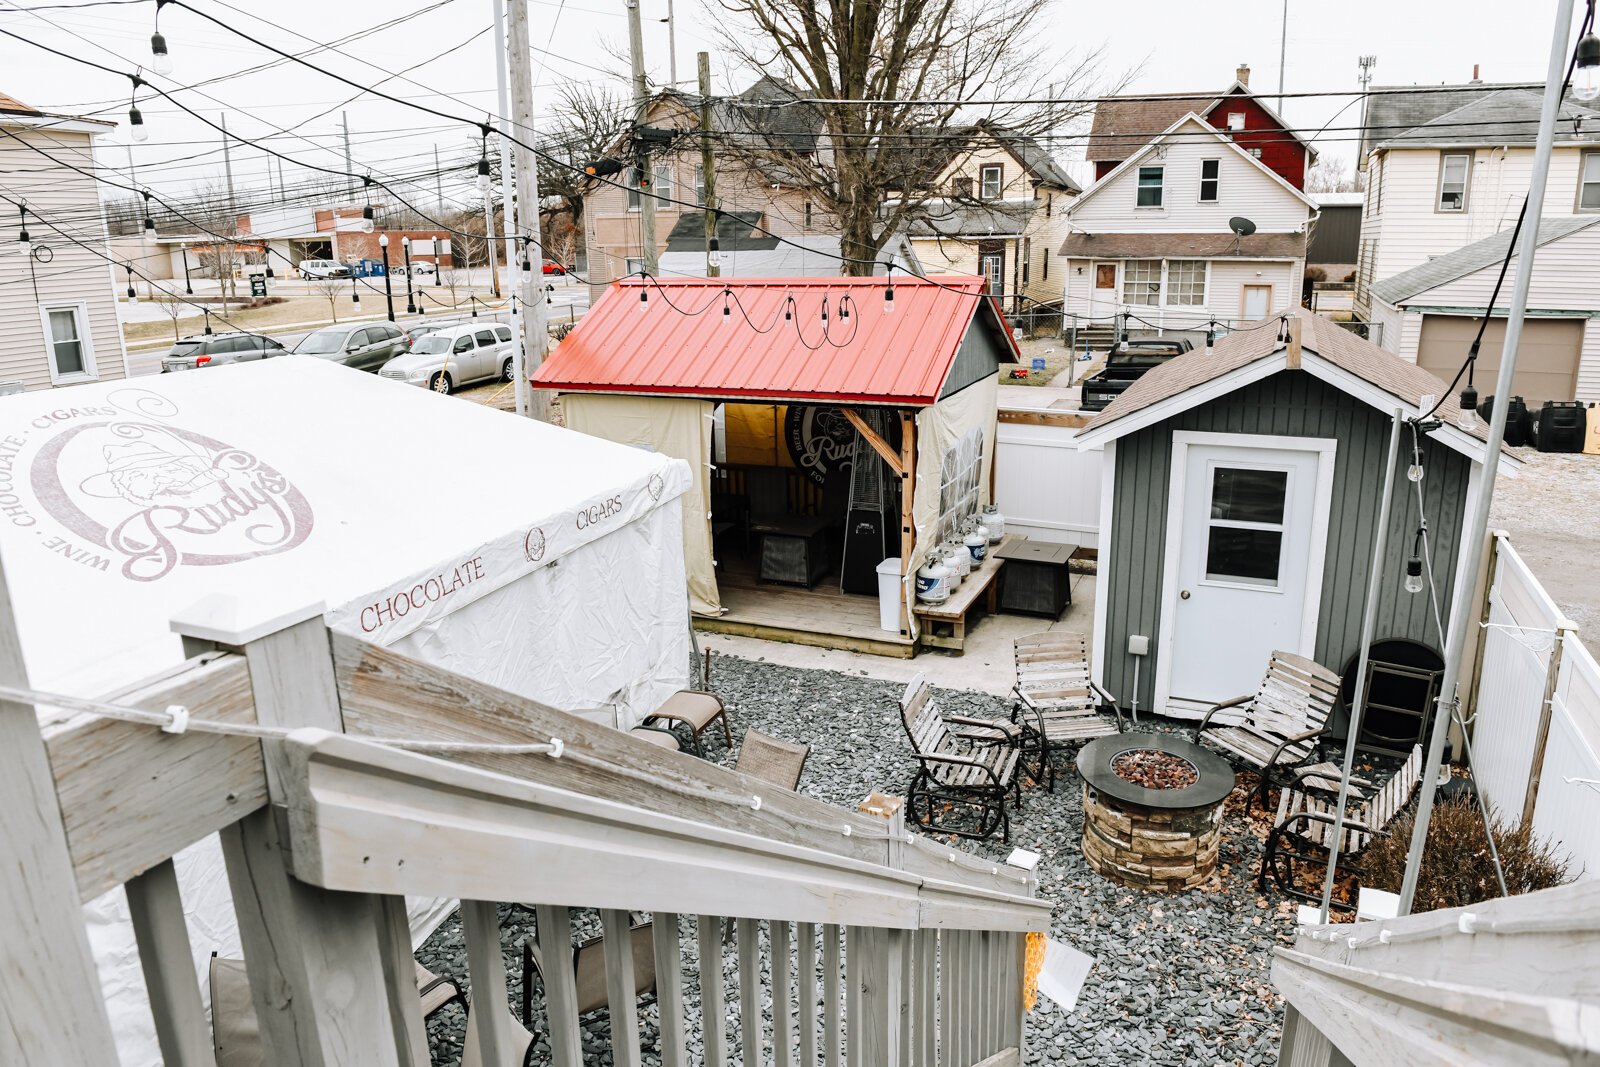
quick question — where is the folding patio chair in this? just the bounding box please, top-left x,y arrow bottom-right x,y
1194,650 -> 1342,810
899,673 -> 1022,843
642,689 -> 733,756
1010,631 -> 1125,791
734,727 -> 811,790
1258,744 -> 1425,909
522,918 -> 658,1021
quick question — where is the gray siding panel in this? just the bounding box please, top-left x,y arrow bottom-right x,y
1101,372 -> 1472,713
939,318 -> 1006,399
1308,205 -> 1362,265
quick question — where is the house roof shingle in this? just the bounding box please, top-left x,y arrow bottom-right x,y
908,201 -> 1038,239
1057,231 -> 1307,259
0,91 -> 40,115
1376,88 -> 1600,149
1359,83 -> 1600,159
664,210 -> 771,253
1081,309 -> 1491,443
1368,216 -> 1600,307
1085,94 -> 1213,163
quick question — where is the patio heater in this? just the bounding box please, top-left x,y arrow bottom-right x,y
377,234 -> 395,322
401,236 -> 416,315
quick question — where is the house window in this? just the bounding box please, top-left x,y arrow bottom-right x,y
952,176 -> 973,199
625,256 -> 646,276
40,303 -> 95,382
1122,259 -> 1161,304
1199,159 -> 1220,202
1205,466 -> 1288,586
694,166 -> 705,207
1043,254 -> 1050,280
1166,260 -> 1206,305
979,251 -> 1004,295
1136,166 -> 1164,208
804,201 -> 813,228
1226,112 -> 1246,132
980,165 -> 1003,200
1437,152 -> 1471,212
1045,192 -> 1052,217
653,164 -> 673,202
1248,147 -> 1263,159
1580,151 -> 1600,211
626,167 -> 642,210
1022,237 -> 1031,286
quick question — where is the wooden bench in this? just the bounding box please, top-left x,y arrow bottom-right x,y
913,536 -> 1013,653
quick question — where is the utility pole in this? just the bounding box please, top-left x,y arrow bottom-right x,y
480,113 -> 502,299
665,0 -> 678,85
493,0 -> 522,409
699,51 -> 718,278
1277,0 -> 1289,105
1396,0 -> 1575,915
433,145 -> 446,214
341,111 -> 355,201
1357,55 -> 1378,178
625,0 -> 658,275
219,113 -> 237,218
508,0 -> 550,421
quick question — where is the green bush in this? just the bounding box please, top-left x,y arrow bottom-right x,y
1364,797 -> 1575,913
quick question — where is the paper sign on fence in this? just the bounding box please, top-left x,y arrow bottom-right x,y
1036,938 -> 1095,1014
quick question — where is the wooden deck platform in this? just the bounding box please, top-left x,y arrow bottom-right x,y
695,566 -> 918,658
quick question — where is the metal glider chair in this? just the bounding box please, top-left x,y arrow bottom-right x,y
899,673 -> 1022,843
1010,631 -> 1126,791
1258,744 -> 1425,909
1194,650 -> 1341,811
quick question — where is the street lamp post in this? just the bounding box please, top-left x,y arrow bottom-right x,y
377,234 -> 395,322
434,234 -> 443,286
181,244 -> 193,295
401,236 -> 416,315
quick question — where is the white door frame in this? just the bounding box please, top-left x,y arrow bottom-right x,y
1153,430 -> 1337,715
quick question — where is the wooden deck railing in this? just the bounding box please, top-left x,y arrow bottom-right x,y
2,595 -> 1050,1067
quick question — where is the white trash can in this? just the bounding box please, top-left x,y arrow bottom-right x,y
875,558 -> 903,632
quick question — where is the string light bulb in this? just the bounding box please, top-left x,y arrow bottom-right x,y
708,236 -> 721,267
150,0 -> 172,75
1459,384 -> 1479,432
476,125 -> 492,197
883,266 -> 895,314
1575,31 -> 1600,102
18,203 -> 29,249
125,264 -> 137,303
1405,556 -> 1424,594
638,286 -> 648,313
362,176 -> 374,221
129,103 -> 147,142
784,296 -> 793,322
1407,461 -> 1425,483
839,295 -> 850,321
821,298 -> 829,324
141,190 -> 155,233
722,290 -> 732,324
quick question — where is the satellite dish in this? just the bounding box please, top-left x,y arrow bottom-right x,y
1229,216 -> 1257,237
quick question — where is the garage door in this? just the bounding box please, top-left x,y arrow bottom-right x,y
1416,315 -> 1583,405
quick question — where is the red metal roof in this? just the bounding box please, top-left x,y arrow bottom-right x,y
532,275 -> 1019,407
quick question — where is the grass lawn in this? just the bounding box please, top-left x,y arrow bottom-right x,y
1005,336 -> 1097,387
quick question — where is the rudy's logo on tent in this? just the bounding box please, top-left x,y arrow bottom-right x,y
784,405 -> 856,487
25,390 -> 314,582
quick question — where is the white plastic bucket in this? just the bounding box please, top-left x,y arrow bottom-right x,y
876,558 -> 903,632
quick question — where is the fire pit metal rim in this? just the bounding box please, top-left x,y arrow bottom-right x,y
1077,731 -> 1235,809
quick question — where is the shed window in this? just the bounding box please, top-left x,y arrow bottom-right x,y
1438,152 -> 1471,211
1122,259 -> 1161,305
980,164 -> 1003,200
1136,166 -> 1164,207
1166,260 -> 1206,305
1199,159 -> 1220,203
1205,466 -> 1288,586
1581,151 -> 1600,211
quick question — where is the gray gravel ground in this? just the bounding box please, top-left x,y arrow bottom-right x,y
418,653 -> 1295,1065
1489,447 -> 1600,657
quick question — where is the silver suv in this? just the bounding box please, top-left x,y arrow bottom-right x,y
379,323 -> 514,394
161,332 -> 287,372
293,321 -> 408,373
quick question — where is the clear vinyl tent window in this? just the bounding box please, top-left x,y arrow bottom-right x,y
1204,465 -> 1289,587
936,428 -> 984,544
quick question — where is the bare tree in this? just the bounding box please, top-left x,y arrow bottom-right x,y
159,294 -> 187,342
312,279 -> 344,323
535,82 -> 632,246
1305,156 -> 1362,194
712,0 -> 1123,274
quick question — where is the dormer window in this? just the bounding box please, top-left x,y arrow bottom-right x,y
1199,159 -> 1220,202
1226,112 -> 1245,131
980,164 -> 1003,200
1137,165 -> 1164,208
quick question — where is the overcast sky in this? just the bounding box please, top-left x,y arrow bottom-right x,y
0,0 -> 1579,211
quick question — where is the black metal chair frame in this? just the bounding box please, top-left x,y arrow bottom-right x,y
899,676 -> 1022,844
1256,810 -> 1389,912
1011,680 -> 1127,792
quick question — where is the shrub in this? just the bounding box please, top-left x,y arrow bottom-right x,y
1364,797 -> 1574,913
1304,266 -> 1327,282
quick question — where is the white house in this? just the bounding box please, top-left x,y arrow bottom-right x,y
0,92 -> 127,391
1353,85 -> 1600,324
1058,115 -> 1316,336
1369,216 -> 1600,404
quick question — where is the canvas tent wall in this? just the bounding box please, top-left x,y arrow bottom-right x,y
0,356 -> 691,1065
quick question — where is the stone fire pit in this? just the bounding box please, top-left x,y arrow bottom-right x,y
1077,731 -> 1236,890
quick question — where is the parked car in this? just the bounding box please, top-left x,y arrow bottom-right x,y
541,261 -> 569,275
399,320 -> 466,349
379,322 -> 515,394
1079,338 -> 1196,412
297,259 -> 351,280
160,332 -> 287,372
292,321 -> 408,372
411,262 -> 437,276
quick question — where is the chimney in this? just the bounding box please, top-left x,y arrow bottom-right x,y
1471,63 -> 1482,83
1237,64 -> 1251,87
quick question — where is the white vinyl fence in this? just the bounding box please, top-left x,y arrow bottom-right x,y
993,421 -> 1103,548
1469,533 -> 1600,875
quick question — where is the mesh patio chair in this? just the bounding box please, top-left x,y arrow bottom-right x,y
1010,631 -> 1125,791
630,724 -> 683,751
642,690 -> 732,756
734,727 -> 811,791
1258,744 -> 1425,909
899,673 -> 1022,843
522,919 -> 658,1020
1194,650 -> 1342,811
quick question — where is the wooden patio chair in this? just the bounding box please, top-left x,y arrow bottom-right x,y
734,727 -> 811,790
642,689 -> 733,756
1010,631 -> 1126,792
522,919 -> 657,1020
1257,744 -> 1425,910
899,673 -> 1022,843
1194,650 -> 1342,811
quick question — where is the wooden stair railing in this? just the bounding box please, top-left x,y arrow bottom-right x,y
1,595 -> 1049,1067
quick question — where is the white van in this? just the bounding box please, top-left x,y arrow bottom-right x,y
297,259 -> 351,280
378,322 -> 515,394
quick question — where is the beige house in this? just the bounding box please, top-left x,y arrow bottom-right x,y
0,93 -> 127,391
904,125 -> 1080,309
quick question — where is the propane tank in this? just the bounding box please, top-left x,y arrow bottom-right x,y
982,503 -> 1005,543
945,542 -> 970,584
964,522 -> 988,566
916,555 -> 951,604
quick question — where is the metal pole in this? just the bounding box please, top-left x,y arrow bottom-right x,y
341,111 -> 355,201
181,244 -> 192,295
220,113 -> 236,217
1397,0 -> 1577,915
435,232 -> 443,286
493,0 -> 527,417
699,52 -> 718,279
625,0 -> 658,275
434,145 -> 446,215
1277,0 -> 1288,104
666,0 -> 678,85
402,237 -> 416,314
1318,409 -> 1404,922
480,114 -> 502,300
508,0 -> 550,420
378,236 -> 395,322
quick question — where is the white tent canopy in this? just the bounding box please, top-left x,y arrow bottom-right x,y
0,356 -> 692,1064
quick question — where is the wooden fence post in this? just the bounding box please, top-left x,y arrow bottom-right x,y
0,554 -> 119,1063
173,599 -> 401,1067
1522,619 -> 1576,826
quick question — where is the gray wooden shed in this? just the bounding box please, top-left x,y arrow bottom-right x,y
1075,309 -> 1515,719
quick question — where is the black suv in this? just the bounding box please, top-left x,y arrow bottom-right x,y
161,332 -> 288,372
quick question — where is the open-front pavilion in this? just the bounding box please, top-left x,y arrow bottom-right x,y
532,274 -> 1021,656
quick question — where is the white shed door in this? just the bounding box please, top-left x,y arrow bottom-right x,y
1159,438 -> 1333,714
1416,314 -> 1582,405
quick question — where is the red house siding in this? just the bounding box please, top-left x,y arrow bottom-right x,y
1094,160 -> 1118,181
1206,93 -> 1307,189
